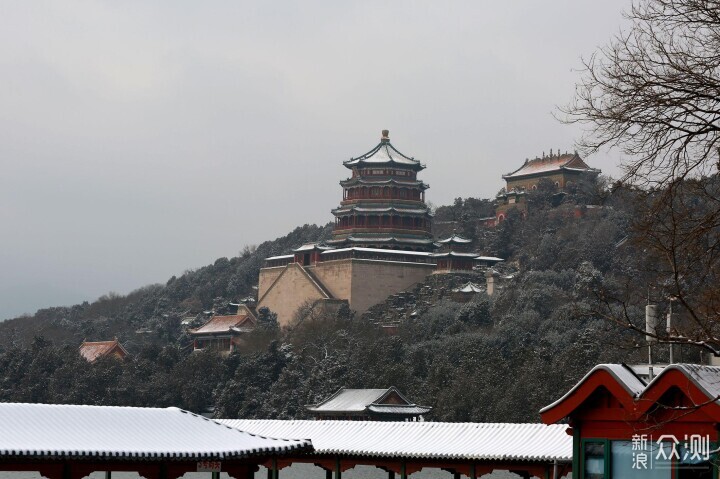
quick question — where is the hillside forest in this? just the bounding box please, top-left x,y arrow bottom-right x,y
0,177 -> 693,422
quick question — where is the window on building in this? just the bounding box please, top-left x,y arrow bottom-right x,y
581,439 -> 712,479
610,440 -> 671,479
584,441 -> 606,479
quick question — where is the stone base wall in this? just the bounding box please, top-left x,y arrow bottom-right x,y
257,263 -> 328,327
307,260 -> 353,300
349,260 -> 436,315
257,266 -> 285,300
257,259 -> 436,326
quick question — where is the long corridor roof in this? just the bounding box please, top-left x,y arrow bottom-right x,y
0,403 -> 311,460
218,420 -> 572,463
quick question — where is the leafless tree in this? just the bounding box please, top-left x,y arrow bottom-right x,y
586,179 -> 720,355
563,0 -> 720,187
565,0 -> 720,353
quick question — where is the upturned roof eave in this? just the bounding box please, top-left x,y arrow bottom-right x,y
339,178 -> 430,189
343,142 -> 424,171
343,158 -> 426,171
502,164 -> 600,180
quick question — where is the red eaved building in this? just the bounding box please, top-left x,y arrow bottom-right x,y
189,305 -> 257,354
541,363 -> 720,479
79,339 -> 129,362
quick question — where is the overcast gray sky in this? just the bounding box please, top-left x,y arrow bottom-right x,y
0,1 -> 630,320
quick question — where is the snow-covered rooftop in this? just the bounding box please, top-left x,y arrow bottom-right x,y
437,234 -> 472,244
218,420 -> 572,462
293,243 -> 333,252
453,282 -> 484,293
343,132 -> 425,171
0,403 -> 311,460
306,388 -> 418,413
541,363 -> 720,426
475,256 -> 504,262
264,254 -> 294,261
431,252 -> 478,258
78,339 -> 128,362
503,153 -> 599,179
190,307 -> 257,335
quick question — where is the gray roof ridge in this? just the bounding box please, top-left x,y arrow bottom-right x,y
305,386 -> 348,409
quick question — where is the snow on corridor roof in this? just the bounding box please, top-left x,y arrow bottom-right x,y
218,420 -> 572,462
0,403 -> 312,460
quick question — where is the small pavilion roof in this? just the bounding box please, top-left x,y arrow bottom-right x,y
437,234 -> 472,245
218,420 -> 572,463
305,387 -> 431,417
0,403 -> 311,460
79,339 -> 128,362
344,131 -> 425,171
453,282 -> 484,293
503,152 -> 599,179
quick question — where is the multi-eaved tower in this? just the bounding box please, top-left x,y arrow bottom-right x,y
256,130 -> 501,327
327,130 -> 434,252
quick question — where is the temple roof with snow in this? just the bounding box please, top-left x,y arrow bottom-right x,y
503,152 -> 599,180
343,130 -> 425,171
79,339 -> 129,362
305,387 -> 431,420
189,305 -> 257,337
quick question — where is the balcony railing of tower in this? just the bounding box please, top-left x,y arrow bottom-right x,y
333,227 -> 432,236
321,247 -> 434,264
355,168 -> 417,178
263,247 -> 436,268
343,187 -> 424,201
334,216 -> 431,231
